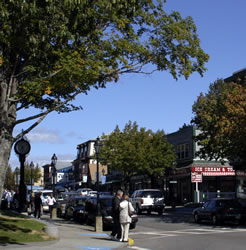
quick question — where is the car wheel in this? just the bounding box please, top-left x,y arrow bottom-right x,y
194,213 -> 200,223
136,205 -> 142,215
212,214 -> 218,225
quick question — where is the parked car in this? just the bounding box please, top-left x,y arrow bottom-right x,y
192,198 -> 246,225
100,192 -> 112,196
130,189 -> 165,215
56,191 -> 78,218
85,195 -> 138,230
88,191 -> 98,197
65,196 -> 88,223
76,188 -> 92,196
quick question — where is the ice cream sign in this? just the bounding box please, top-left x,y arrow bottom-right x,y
192,166 -> 235,176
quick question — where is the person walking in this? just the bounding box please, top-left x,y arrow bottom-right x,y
47,193 -> 56,219
119,195 -> 135,242
34,193 -> 43,219
110,189 -> 123,241
29,192 -> 35,215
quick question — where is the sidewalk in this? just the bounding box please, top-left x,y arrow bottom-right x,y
1,213 -> 129,250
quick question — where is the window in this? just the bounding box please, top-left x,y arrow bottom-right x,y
84,145 -> 88,156
207,200 -> 216,209
177,143 -> 190,159
143,191 -> 163,198
77,147 -> 81,159
82,164 -> 86,173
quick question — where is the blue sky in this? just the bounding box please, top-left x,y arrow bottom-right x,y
10,0 -> 246,168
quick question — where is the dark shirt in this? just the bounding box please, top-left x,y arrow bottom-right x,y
34,196 -> 42,207
112,196 -> 121,219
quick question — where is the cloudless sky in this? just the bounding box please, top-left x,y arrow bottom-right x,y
10,0 -> 246,168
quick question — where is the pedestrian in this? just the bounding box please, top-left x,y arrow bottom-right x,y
119,194 -> 135,242
34,193 -> 43,219
13,192 -> 19,210
6,190 -> 12,209
110,189 -> 123,241
47,193 -> 56,219
29,192 -> 35,215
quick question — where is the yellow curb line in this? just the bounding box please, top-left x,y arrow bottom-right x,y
128,238 -> 134,246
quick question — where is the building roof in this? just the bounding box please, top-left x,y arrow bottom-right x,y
42,160 -> 72,171
224,67 -> 246,83
55,160 -> 72,170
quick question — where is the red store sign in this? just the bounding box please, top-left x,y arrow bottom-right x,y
192,167 -> 235,176
191,172 -> 203,182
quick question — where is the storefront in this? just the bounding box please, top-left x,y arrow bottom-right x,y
168,164 -> 246,204
192,166 -> 236,202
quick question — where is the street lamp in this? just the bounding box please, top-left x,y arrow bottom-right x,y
30,161 -> 34,194
51,154 -> 57,194
14,137 -> 31,212
94,137 -> 102,232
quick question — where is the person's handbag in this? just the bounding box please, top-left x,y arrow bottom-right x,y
128,202 -> 134,216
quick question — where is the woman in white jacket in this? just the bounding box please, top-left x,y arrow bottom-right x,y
119,195 -> 135,242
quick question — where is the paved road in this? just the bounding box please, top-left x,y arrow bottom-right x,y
125,210 -> 246,250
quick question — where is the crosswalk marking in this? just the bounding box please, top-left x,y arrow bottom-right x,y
129,227 -> 246,238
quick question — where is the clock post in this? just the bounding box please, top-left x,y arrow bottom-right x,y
14,137 -> 31,212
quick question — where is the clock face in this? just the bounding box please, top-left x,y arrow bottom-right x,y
14,139 -> 31,155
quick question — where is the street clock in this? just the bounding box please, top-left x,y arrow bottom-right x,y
14,138 -> 31,155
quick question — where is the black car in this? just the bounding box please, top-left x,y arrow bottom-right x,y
85,195 -> 138,230
193,198 -> 246,225
65,196 -> 88,223
56,192 -> 78,218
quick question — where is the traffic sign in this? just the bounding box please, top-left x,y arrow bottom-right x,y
191,172 -> 202,182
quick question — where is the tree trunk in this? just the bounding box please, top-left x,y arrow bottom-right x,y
0,73 -> 16,206
0,132 -> 13,206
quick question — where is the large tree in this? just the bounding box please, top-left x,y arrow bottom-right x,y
100,121 -> 176,191
4,166 -> 15,191
192,77 -> 246,167
0,0 -> 208,199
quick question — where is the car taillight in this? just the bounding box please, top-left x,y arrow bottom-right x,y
141,199 -> 144,204
224,208 -> 230,213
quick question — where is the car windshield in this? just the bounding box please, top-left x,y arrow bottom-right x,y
142,191 -> 163,198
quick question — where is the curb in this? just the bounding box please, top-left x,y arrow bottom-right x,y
43,225 -> 59,239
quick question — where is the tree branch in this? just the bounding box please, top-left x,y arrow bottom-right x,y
40,68 -> 63,79
7,55 -> 19,100
14,88 -> 84,125
14,113 -> 47,142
